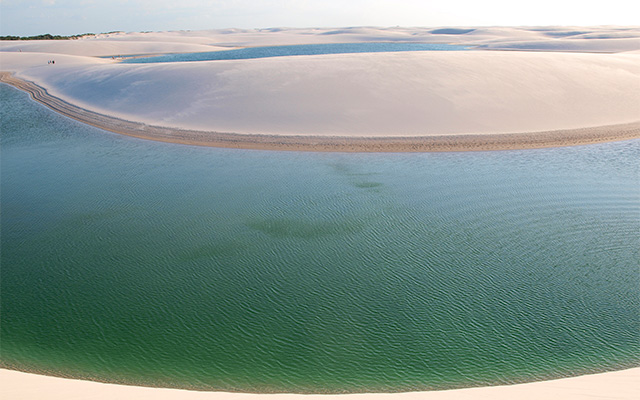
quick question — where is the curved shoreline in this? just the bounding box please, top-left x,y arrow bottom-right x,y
2,368 -> 639,399
2,71 -> 639,152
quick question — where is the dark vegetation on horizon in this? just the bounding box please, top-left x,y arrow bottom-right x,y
0,32 -> 122,41
0,33 -> 93,41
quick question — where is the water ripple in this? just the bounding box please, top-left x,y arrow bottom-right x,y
1,85 -> 639,393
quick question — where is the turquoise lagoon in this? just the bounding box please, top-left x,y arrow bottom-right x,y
121,42 -> 469,63
1,84 -> 638,393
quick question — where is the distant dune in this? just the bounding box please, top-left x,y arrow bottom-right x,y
1,26 -> 639,150
1,25 -> 640,398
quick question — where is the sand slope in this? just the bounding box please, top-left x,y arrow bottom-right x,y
2,51 -> 639,137
2,26 -> 639,143
5,70 -> 638,152
0,40 -> 232,57
1,25 -> 639,395
2,368 -> 639,400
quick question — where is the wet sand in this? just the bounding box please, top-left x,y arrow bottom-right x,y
2,72 -> 638,152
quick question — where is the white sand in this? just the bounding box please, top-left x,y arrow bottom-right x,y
1,26 -> 639,138
1,26 -> 639,395
0,40 -> 232,57
1,368 -> 638,400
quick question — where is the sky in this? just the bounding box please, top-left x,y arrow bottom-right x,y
1,0 -> 639,36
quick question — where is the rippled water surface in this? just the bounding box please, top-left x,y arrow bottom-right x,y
122,42 -> 469,63
1,84 -> 639,393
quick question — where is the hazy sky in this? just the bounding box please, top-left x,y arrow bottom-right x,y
1,0 -> 639,36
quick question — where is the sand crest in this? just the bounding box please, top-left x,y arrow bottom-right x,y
1,368 -> 639,400
2,27 -> 639,151
2,72 -> 638,152
2,26 -> 639,398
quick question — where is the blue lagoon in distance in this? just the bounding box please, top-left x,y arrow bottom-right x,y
1,83 -> 638,393
121,42 -> 470,63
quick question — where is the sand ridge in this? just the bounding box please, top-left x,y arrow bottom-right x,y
2,26 -> 640,397
2,27 -> 639,143
1,368 -> 639,400
2,72 -> 639,152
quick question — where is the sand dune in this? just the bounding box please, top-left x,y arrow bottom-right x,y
0,40 -> 231,57
2,26 -> 639,140
2,37 -> 639,140
4,69 -> 638,152
478,37 -> 640,52
2,368 -> 638,400
4,26 -> 639,53
2,26 -> 639,150
2,26 -> 639,396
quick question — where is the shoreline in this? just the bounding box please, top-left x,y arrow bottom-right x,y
1,367 -> 638,399
2,71 -> 639,152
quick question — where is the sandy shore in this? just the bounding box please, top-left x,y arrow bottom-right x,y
2,72 -> 639,152
2,26 -> 639,396
1,368 -> 638,399
2,27 -> 639,148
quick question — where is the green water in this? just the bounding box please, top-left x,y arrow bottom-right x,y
1,84 -> 639,393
